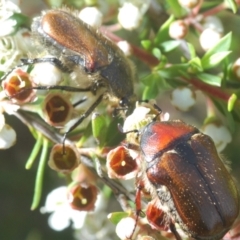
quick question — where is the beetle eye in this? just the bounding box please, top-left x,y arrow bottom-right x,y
119,97 -> 129,107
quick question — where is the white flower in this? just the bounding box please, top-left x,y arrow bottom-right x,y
116,217 -> 138,240
0,124 -> 16,149
199,28 -> 222,51
30,59 -> 63,86
117,41 -> 132,56
40,186 -> 87,231
78,7 -> 103,28
0,0 -> 21,37
0,111 -> 16,149
118,3 -> 143,30
0,18 -> 17,37
178,0 -> 199,9
169,20 -> 188,39
170,87 -> 196,111
202,123 -> 232,152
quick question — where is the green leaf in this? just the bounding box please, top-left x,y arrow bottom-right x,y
154,15 -> 175,45
225,0 -> 238,13
201,51 -> 232,70
187,42 -> 196,59
108,212 -> 129,225
25,132 -> 43,169
201,32 -> 232,65
31,138 -> 49,210
105,118 -> 125,147
92,113 -> 107,146
196,73 -> 222,86
10,13 -> 31,29
141,40 -> 152,50
210,98 -> 236,133
189,57 -> 203,73
165,0 -> 186,17
152,48 -> 162,60
160,40 -> 180,52
142,83 -> 159,100
158,63 -> 189,79
228,93 -> 237,112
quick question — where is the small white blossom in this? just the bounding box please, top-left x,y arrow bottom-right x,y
170,87 -> 196,111
0,0 -> 21,37
118,3 -> 142,30
116,217 -> 138,240
178,0 -> 199,9
169,20 -> 188,39
0,123 -> 16,149
117,41 -> 132,56
0,18 -> 17,37
30,60 -> 63,86
40,186 -> 87,231
199,28 -> 222,51
202,123 -> 232,152
78,7 -> 103,28
0,112 -> 5,131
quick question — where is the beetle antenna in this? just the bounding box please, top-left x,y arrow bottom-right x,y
169,222 -> 183,240
152,103 -> 162,121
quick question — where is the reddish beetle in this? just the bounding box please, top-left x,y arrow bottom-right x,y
119,102 -> 239,240
133,119 -> 239,239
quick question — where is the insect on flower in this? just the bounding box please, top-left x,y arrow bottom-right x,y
1,8 -> 136,148
114,102 -> 239,240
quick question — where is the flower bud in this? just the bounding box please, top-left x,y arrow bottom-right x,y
118,3 -> 142,30
116,217 -> 139,240
30,60 -> 63,86
178,0 -> 200,9
169,20 -> 188,39
232,58 -> 240,80
78,7 -> 103,28
199,28 -> 222,51
0,124 -> 16,149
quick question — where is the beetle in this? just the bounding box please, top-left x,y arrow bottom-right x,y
30,9 -> 136,106
133,119 -> 239,239
1,9 -> 136,147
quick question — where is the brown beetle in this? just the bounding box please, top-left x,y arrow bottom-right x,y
30,9 -> 136,107
1,9 -> 137,147
135,120 -> 239,239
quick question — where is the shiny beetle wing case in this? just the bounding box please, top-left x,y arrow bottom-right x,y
140,120 -> 239,239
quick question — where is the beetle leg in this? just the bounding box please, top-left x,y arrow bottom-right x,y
169,222 -> 182,240
62,94 -> 104,154
21,57 -> 71,73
